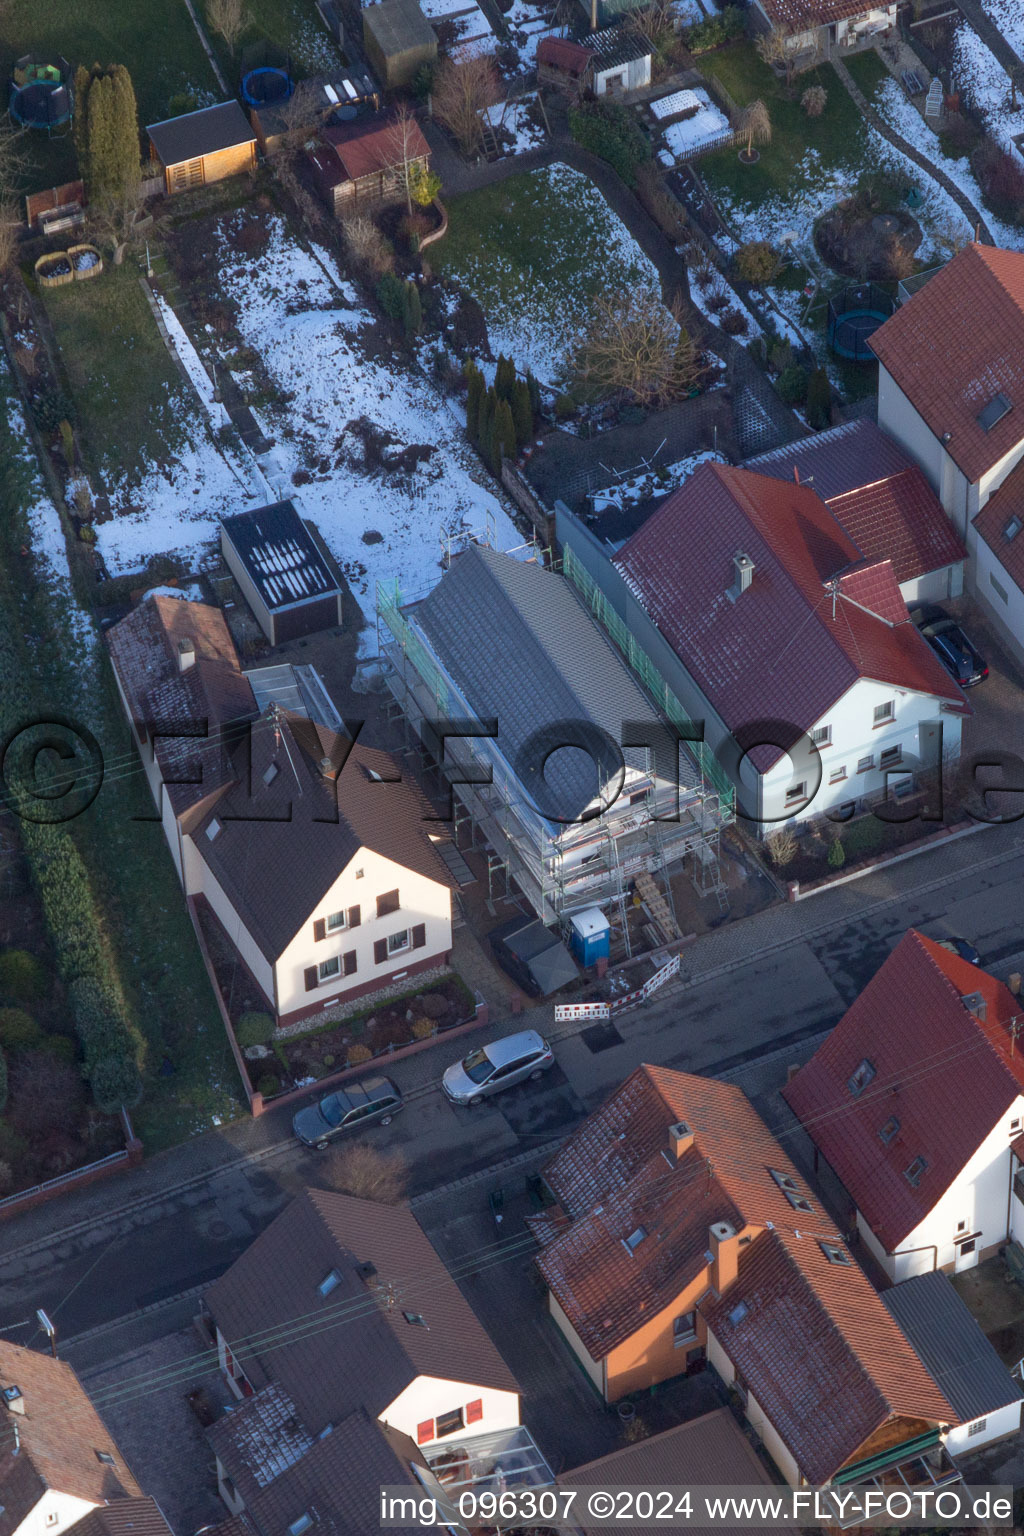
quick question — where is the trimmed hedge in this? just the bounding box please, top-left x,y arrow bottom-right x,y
0,949 -> 47,1002
0,1008 -> 43,1053
568,102 -> 651,188
236,1011 -> 274,1049
682,5 -> 745,53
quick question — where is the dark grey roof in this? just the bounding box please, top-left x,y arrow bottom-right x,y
412,545 -> 680,823
588,25 -> 652,68
146,100 -> 256,166
882,1271 -> 1023,1423
205,1190 -> 519,1439
221,501 -> 341,613
743,419 -> 914,502
363,0 -> 436,54
195,715 -> 452,960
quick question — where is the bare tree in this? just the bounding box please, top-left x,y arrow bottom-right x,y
0,123 -> 28,201
570,287 -> 700,407
387,102 -> 425,216
764,826 -> 797,867
322,1142 -> 409,1204
432,53 -> 500,157
207,0 -> 249,53
740,99 -> 772,162
0,197 -> 21,278
89,183 -> 146,264
801,84 -> 827,117
274,84 -> 324,158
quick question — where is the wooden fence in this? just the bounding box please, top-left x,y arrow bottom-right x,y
25,180 -> 84,228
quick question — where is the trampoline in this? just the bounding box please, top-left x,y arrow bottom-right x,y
828,283 -> 894,363
9,52 -> 72,133
241,65 -> 293,107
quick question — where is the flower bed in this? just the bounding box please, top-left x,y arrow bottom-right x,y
252,974 -> 478,1098
69,244 -> 103,280
35,251 -> 74,288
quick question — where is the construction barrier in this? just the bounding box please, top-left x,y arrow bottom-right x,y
554,1001 -> 611,1022
555,954 -> 682,1024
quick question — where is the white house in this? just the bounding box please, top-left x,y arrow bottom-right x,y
0,1342 -> 158,1536
106,595 -> 454,1027
607,461 -> 968,831
871,243 -> 1024,668
785,929 -> 1024,1281
752,0 -> 897,58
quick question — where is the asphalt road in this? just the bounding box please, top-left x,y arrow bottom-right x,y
5,820 -> 1024,1369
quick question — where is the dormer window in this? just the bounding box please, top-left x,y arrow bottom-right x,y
1005,517 -> 1023,542
848,1059 -> 876,1096
977,393 -> 1011,432
820,1242 -> 852,1266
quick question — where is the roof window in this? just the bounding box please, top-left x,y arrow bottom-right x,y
205,818 -> 221,841
769,1169 -> 799,1193
728,1301 -> 749,1325
403,1311 -> 428,1327
622,1225 -> 647,1254
879,1116 -> 900,1145
1005,517 -> 1023,542
785,1191 -> 814,1214
977,393 -> 1012,432
820,1242 -> 852,1266
288,1517 -> 314,1536
318,1269 -> 341,1296
847,1059 -> 876,1096
95,1451 -> 116,1466
905,1156 -> 928,1187
263,761 -> 280,785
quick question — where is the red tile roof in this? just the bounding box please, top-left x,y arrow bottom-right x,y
973,455 -> 1024,591
783,930 -> 1024,1251
826,468 -> 966,588
699,1227 -> 956,1486
533,1066 -> 841,1359
869,244 -> 1024,484
537,36 -> 594,72
746,419 -> 913,501
322,114 -> 429,182
613,464 -> 965,768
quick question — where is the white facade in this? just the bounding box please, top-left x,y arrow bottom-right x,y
856,1096 -> 1024,1281
547,1292 -> 605,1394
13,1493 -> 98,1536
745,675 -> 964,828
382,1374 -> 520,1447
945,1399 -> 1022,1456
593,53 -> 651,96
703,1322 -> 803,1486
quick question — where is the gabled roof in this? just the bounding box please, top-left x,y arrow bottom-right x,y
746,421 -> 966,588
0,1342 -> 141,1536
66,1498 -> 175,1536
533,1066 -> 840,1359
147,101 -> 256,167
973,455 -> 1024,592
869,244 -> 1024,484
205,1189 -> 518,1434
783,930 -> 1024,1250
757,0 -> 888,24
613,463 -> 964,769
194,716 -> 452,959
322,112 -> 430,182
564,1408 -> 791,1536
412,544 -> 690,821
882,1271 -> 1023,1425
699,1228 -> 955,1486
537,35 -> 594,72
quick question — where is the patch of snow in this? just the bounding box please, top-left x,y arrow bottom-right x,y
141,582 -> 206,604
588,449 -> 724,513
650,88 -> 705,121
953,20 -> 1024,158
660,102 -> 731,161
484,96 -> 546,155
155,294 -> 230,428
689,268 -> 759,346
979,0 -> 1024,63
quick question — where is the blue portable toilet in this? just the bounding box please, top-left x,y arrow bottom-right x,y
568,906 -> 611,967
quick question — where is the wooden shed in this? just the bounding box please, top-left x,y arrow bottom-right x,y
146,102 -> 257,195
308,112 -> 431,213
362,0 -> 437,90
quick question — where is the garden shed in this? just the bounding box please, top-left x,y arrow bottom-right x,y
220,500 -> 344,645
308,113 -> 431,213
146,101 -> 257,194
588,27 -> 652,96
362,0 -> 437,90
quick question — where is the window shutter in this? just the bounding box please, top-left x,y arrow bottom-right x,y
416,1419 -> 434,1445
411,923 -> 426,949
342,951 -> 357,976
465,1399 -> 483,1425
303,966 -> 318,992
347,904 -> 361,929
313,919 -> 326,943
374,939 -> 387,965
377,889 -> 400,918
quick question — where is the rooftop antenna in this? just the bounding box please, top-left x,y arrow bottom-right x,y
267,702 -> 302,795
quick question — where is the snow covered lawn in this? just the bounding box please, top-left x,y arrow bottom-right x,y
953,20 -> 1024,159
589,449 -> 723,515
484,96 -> 546,155
432,163 -> 663,384
980,0 -> 1024,60
658,98 -> 731,163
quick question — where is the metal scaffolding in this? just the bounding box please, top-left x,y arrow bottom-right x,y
376,573 -> 733,940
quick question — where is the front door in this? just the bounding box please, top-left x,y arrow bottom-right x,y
955,1237 -> 979,1272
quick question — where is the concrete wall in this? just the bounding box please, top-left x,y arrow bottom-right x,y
192,849 -> 278,1010
945,1399 -> 1022,1456
877,368 -> 971,538
221,528 -> 274,642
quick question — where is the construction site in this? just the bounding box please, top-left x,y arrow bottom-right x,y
375,540 -> 737,962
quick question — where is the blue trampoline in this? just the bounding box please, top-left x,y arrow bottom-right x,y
9,53 -> 73,133
241,66 -> 293,107
828,284 -> 894,363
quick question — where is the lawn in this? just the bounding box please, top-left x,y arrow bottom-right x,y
698,44 -> 870,218
0,0 -> 220,192
844,47 -> 890,98
429,162 -> 664,384
43,261 -> 195,489
201,0 -> 342,80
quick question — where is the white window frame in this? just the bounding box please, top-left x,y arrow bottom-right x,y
785,782 -> 807,805
829,765 -> 847,784
873,701 -> 895,726
387,929 -> 410,955
857,754 -> 874,773
326,910 -> 347,932
811,725 -> 831,746
318,955 -> 341,982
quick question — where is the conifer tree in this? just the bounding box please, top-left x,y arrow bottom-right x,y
512,377 -> 533,446
74,64 -> 141,206
495,354 -> 515,403
806,367 -> 832,431
466,365 -> 483,443
479,386 -> 497,466
402,279 -> 422,337
526,369 -> 541,416
493,398 -> 515,472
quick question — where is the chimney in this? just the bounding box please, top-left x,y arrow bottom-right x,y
792,465 -> 800,484
668,1120 -> 694,1160
177,638 -> 196,673
726,554 -> 754,603
962,991 -> 987,1022
2,1386 -> 24,1415
709,1220 -> 740,1294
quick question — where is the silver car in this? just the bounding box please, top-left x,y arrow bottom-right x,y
442,1029 -> 555,1106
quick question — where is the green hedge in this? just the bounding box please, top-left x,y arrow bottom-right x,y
568,102 -> 651,188
683,5 -> 745,53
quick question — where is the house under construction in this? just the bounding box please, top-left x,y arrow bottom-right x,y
377,544 -> 733,947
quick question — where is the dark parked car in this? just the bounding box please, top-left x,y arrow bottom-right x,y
912,609 -> 988,687
292,1075 -> 403,1149
935,936 -> 981,966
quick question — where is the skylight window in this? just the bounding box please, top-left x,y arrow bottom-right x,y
205,818 -> 221,841
263,762 -> 280,785
728,1301 -> 749,1326
288,1516 -> 313,1536
95,1451 -> 116,1466
1005,517 -> 1023,542
879,1116 -> 900,1145
623,1225 -> 647,1254
769,1169 -> 799,1193
905,1156 -> 928,1187
848,1059 -> 876,1097
977,393 -> 1012,433
403,1311 -> 428,1327
318,1269 -> 341,1296
820,1242 -> 852,1267
785,1192 -> 814,1214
